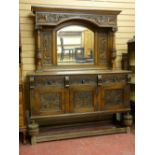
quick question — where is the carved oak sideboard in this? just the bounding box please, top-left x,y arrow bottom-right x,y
28,6 -> 132,144
28,69 -> 132,144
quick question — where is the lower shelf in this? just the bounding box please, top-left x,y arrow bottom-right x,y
29,121 -> 130,144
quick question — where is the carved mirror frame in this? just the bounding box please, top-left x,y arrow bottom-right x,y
31,6 -> 121,71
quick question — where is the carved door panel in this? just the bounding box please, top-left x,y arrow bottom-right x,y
69,85 -> 97,113
99,83 -> 130,111
30,86 -> 65,116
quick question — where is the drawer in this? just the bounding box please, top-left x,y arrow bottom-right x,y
33,75 -> 64,87
70,75 -> 97,85
102,74 -> 127,84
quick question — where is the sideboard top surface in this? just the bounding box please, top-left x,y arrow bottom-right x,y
29,69 -> 130,76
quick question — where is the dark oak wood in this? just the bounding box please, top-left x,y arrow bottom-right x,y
19,64 -> 26,144
36,125 -> 128,143
27,6 -> 132,144
31,6 -> 120,71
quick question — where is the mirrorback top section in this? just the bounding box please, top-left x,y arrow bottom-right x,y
31,6 -> 121,72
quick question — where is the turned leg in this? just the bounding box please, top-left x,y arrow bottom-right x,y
31,136 -> 37,145
28,120 -> 39,145
23,131 -> 27,144
123,112 -> 133,133
19,128 -> 27,144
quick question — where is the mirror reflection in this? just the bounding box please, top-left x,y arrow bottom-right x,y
57,25 -> 94,65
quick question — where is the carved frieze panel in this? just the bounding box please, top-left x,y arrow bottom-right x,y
73,91 -> 93,111
98,32 -> 107,65
40,93 -> 61,112
40,31 -> 52,65
104,89 -> 123,105
34,76 -> 64,87
36,12 -> 116,27
102,74 -> 127,84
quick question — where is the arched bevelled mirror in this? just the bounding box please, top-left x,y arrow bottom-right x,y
57,25 -> 94,65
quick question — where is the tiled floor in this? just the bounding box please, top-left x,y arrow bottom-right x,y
19,132 -> 135,155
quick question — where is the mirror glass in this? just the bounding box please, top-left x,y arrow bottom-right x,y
57,25 -> 94,65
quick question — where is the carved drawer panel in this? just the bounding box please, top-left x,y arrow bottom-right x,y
102,74 -> 127,85
34,75 -> 64,87
70,75 -> 97,85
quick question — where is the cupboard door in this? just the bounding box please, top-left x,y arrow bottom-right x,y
69,85 -> 97,113
99,83 -> 130,111
30,86 -> 65,116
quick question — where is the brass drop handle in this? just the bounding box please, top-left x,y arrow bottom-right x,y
81,79 -> 85,84
64,76 -> 70,88
97,75 -> 102,86
47,81 -> 52,85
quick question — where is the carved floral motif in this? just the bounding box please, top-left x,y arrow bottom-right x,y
40,31 -> 52,65
74,91 -> 93,110
98,32 -> 107,64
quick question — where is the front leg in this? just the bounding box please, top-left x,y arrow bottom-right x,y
28,120 -> 39,145
123,112 -> 133,133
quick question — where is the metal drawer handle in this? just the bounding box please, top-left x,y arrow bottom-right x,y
97,75 -> 102,86
64,76 -> 70,88
81,80 -> 85,84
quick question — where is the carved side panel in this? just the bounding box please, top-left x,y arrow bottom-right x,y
73,91 -> 94,112
98,32 -> 107,65
40,93 -> 61,112
40,31 -> 52,65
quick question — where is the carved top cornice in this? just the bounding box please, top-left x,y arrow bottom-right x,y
31,6 -> 121,28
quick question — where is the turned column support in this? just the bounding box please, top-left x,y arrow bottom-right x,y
111,27 -> 118,69
123,112 -> 133,133
35,26 -> 42,72
28,120 -> 39,144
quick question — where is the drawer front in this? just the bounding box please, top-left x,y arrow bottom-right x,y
33,75 -> 64,87
102,74 -> 127,85
70,75 -> 97,85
